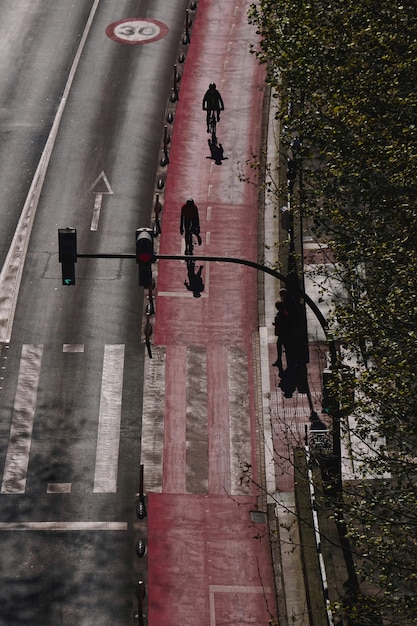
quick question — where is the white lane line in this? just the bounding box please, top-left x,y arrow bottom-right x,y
0,522 -> 128,531
1,345 -> 43,494
93,345 -> 125,493
206,206 -> 212,221
0,0 -> 101,343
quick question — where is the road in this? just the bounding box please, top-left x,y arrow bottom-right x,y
0,1 -> 190,624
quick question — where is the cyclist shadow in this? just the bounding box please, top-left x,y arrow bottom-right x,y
206,135 -> 228,166
184,260 -> 205,298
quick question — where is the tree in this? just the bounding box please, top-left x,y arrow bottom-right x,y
248,0 -> 417,622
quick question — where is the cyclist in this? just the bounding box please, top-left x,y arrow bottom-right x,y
180,198 -> 202,245
202,83 -> 224,132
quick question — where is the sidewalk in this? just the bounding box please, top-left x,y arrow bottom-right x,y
139,1 -> 332,625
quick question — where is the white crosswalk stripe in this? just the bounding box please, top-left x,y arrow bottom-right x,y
1,344 -> 43,494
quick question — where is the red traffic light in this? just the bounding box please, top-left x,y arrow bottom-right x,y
136,229 -> 155,263
137,250 -> 153,263
136,229 -> 155,288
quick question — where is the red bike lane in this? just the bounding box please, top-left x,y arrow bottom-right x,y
146,1 -> 277,624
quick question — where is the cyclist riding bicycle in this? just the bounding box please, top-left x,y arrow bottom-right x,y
180,198 -> 202,245
202,83 -> 224,133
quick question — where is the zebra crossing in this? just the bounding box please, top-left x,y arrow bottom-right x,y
0,342 -> 256,500
0,343 -> 125,495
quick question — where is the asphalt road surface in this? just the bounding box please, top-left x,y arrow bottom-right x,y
0,1 -> 190,624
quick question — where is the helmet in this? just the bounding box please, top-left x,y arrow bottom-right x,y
209,83 -> 216,90
186,198 -> 194,205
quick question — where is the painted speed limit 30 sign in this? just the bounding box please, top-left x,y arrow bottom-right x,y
106,18 -> 169,45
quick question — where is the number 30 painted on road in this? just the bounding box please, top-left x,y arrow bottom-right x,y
106,18 -> 169,45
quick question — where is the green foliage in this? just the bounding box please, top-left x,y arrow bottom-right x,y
249,0 -> 417,622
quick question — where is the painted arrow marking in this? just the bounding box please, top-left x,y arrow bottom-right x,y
89,171 -> 113,231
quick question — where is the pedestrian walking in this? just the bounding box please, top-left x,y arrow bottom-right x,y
272,289 -> 297,374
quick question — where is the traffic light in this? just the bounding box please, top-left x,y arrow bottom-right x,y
136,228 -> 155,288
58,228 -> 77,285
322,369 -> 339,415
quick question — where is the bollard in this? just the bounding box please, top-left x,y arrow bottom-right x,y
136,540 -> 146,558
163,125 -> 170,148
153,194 -> 162,236
135,580 -> 146,625
183,9 -> 191,44
136,463 -> 147,518
172,64 -> 179,101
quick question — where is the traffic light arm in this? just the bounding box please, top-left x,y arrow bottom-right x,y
74,251 -> 335,364
155,253 -> 337,366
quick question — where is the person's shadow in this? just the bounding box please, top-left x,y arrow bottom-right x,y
206,136 -> 228,165
184,261 -> 204,297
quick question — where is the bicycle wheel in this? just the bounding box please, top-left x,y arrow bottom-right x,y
209,111 -> 217,137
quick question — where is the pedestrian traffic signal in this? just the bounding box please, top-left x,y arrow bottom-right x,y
136,228 -> 155,288
58,228 -> 77,285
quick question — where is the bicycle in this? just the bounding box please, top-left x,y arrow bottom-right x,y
208,109 -> 217,138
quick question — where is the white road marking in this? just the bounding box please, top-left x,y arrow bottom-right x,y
90,194 -> 103,231
0,0 -> 101,343
1,345 -> 43,494
0,522 -> 128,531
89,170 -> 113,194
259,326 -> 276,500
209,584 -> 271,626
63,344 -> 84,353
157,290 -> 207,298
93,345 -> 125,493
47,483 -> 72,493
89,171 -> 113,231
